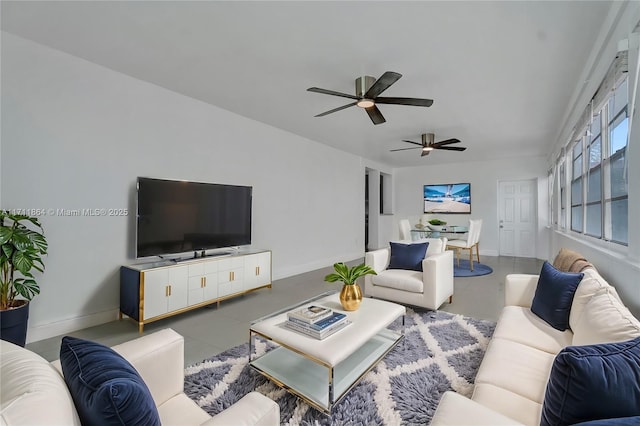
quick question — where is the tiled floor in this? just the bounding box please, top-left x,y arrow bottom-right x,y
26,255 -> 543,366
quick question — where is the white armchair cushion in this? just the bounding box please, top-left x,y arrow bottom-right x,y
572,288 -> 640,346
371,269 -> 423,293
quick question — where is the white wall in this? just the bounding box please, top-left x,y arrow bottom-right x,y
546,2 -> 640,317
394,156 -> 549,259
1,33 -> 365,342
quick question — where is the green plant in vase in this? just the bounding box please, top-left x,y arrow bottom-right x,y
0,211 -> 48,346
324,263 -> 376,311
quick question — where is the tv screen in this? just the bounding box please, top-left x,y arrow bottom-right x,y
136,177 -> 252,258
423,183 -> 471,214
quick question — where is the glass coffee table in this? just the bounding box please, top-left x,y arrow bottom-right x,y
249,291 -> 405,414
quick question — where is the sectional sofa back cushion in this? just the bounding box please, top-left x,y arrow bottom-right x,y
572,288 -> 640,346
388,242 -> 428,272
541,336 -> 640,426
569,268 -> 619,330
0,339 -> 81,425
531,261 -> 584,331
60,336 -> 161,426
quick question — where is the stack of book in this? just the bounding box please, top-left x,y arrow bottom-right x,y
285,305 -> 350,340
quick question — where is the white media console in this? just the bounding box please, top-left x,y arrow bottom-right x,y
120,249 -> 272,332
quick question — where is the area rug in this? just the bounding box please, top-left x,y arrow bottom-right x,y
184,308 -> 495,425
454,259 -> 494,277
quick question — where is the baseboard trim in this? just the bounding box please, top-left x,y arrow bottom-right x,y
27,309 -> 121,344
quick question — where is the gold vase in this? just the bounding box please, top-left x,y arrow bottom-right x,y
339,283 -> 363,311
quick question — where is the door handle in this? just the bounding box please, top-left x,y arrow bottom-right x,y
500,225 -> 504,228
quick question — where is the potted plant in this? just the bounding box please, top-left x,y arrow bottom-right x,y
428,218 -> 447,232
324,262 -> 377,311
0,211 -> 48,346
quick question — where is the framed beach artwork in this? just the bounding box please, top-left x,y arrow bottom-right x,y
423,183 -> 471,214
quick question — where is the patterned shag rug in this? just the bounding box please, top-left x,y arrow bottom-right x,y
184,308 -> 495,425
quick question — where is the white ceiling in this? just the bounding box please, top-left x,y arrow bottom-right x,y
1,1 -> 613,167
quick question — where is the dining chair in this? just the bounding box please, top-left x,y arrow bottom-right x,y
399,219 -> 412,240
446,219 -> 482,271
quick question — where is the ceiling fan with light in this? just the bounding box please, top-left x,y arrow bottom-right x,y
390,133 -> 467,157
307,71 -> 433,125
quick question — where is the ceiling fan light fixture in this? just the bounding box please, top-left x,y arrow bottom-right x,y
422,146 -> 434,152
356,99 -> 375,108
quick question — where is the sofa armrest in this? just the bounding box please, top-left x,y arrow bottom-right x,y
422,250 -> 454,296
431,391 -> 524,426
364,248 -> 390,293
109,328 -> 184,406
505,274 -> 539,308
203,392 -> 280,426
365,248 -> 390,273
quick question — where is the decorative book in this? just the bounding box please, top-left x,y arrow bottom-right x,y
287,312 -> 347,331
284,318 -> 351,340
287,305 -> 333,324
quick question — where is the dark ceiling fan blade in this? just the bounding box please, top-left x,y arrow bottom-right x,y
435,146 -> 467,151
307,87 -> 359,100
375,97 -> 434,107
401,139 -> 423,147
314,102 -> 358,117
390,147 -> 422,152
364,71 -> 402,99
421,150 -> 431,157
433,138 -> 461,146
365,105 -> 386,125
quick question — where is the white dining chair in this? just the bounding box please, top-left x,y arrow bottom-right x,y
399,219 -> 412,240
446,219 -> 482,271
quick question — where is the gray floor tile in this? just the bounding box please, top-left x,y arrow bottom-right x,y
26,255 -> 543,365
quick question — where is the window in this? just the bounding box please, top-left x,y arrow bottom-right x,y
564,73 -> 629,245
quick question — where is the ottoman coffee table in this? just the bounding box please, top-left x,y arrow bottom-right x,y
249,291 -> 405,414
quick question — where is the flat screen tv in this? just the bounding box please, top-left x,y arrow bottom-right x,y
136,177 -> 252,258
423,183 -> 471,214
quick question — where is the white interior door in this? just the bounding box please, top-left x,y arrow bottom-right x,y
498,179 -> 537,257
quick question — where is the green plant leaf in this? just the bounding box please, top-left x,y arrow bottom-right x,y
0,227 -> 12,245
13,278 -> 39,301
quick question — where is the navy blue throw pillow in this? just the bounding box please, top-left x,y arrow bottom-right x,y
388,242 -> 428,272
530,261 -> 583,330
573,417 -> 640,425
60,336 -> 161,426
541,336 -> 640,426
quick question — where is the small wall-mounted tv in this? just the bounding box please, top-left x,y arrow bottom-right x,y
136,177 -> 252,258
423,182 -> 471,214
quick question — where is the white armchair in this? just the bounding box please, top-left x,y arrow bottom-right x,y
364,238 -> 454,310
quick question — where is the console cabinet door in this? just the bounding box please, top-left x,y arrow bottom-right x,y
243,252 -> 271,291
142,269 -> 170,320
142,266 -> 188,319
218,258 -> 244,297
166,266 -> 188,312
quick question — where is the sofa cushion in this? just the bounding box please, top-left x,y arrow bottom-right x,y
0,340 -> 81,425
572,288 -> 640,346
60,336 -> 161,426
388,241 -> 428,272
472,383 -> 542,426
541,336 -> 640,426
371,269 -> 423,293
474,338 -> 556,404
569,268 -> 617,330
531,261 -> 583,331
492,306 -> 573,354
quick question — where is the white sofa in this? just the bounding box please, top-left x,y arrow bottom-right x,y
0,328 -> 279,426
364,237 -> 454,310
431,267 -> 640,426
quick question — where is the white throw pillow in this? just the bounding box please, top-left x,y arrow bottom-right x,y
572,287 -> 640,346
